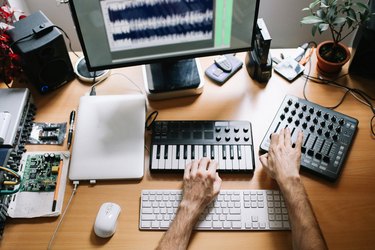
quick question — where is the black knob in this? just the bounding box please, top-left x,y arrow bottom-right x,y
313,118 -> 318,124
244,136 -> 250,141
298,112 -> 304,119
302,122 -> 307,129
320,121 -> 326,127
328,123 -> 334,130
331,116 -> 337,123
316,110 -> 322,117
309,125 -> 315,132
284,107 -> 289,113
291,109 -> 296,116
234,127 -> 239,133
294,102 -> 300,108
339,119 -> 345,125
215,127 -> 221,132
325,131 -> 330,138
287,99 -> 293,105
306,115 -> 311,122
287,117 -> 293,123
309,107 -> 314,114
280,114 -> 286,120
324,113 -> 329,120
216,136 -> 221,141
295,120 -> 300,126
225,127 -> 230,133
235,136 -> 240,141
243,128 -> 249,133
302,105 -> 307,111
225,136 -> 230,141
333,134 -> 338,141
317,128 -> 323,135
336,126 -> 341,133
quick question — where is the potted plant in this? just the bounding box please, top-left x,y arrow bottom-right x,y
0,2 -> 22,86
301,0 -> 374,73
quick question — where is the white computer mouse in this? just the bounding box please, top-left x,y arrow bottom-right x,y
94,202 -> 121,238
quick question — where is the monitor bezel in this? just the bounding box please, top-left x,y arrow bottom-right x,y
69,0 -> 260,71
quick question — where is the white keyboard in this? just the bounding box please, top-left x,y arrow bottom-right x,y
139,189 -> 290,231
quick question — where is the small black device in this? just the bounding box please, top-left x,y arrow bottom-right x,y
260,95 -> 358,181
205,55 -> 243,84
245,18 -> 272,83
6,11 -> 74,93
150,120 -> 255,173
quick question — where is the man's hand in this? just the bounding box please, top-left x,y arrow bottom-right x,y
156,158 -> 221,250
259,128 -> 328,250
260,127 -> 303,184
181,158 -> 222,215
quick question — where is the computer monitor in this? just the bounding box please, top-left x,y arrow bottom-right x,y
69,0 -> 260,97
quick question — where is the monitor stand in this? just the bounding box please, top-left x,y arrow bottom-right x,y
74,57 -> 110,83
143,58 -> 204,100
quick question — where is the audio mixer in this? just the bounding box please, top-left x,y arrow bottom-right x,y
260,95 -> 358,181
150,120 -> 255,173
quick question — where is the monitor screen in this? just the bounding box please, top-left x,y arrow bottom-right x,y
69,0 -> 260,71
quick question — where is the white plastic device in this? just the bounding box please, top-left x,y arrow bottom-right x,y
94,202 -> 121,238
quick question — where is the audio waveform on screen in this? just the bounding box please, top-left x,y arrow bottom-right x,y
100,0 -> 214,51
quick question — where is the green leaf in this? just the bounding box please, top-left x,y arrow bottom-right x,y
354,2 -> 370,11
318,23 -> 329,32
316,9 -> 326,18
346,17 -> 353,27
348,8 -> 357,22
312,24 -> 318,36
327,7 -> 337,23
333,17 -> 346,25
309,0 -> 321,9
301,16 -> 324,24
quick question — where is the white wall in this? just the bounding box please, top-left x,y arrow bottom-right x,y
21,0 -> 355,51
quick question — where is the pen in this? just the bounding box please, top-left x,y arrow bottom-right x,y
67,110 -> 76,149
52,159 -> 63,212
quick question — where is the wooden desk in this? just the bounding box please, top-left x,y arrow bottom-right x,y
1,51 -> 374,250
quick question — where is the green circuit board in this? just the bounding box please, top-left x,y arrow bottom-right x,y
20,153 -> 61,192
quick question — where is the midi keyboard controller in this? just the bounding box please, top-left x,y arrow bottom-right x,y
260,95 -> 358,181
150,120 -> 255,173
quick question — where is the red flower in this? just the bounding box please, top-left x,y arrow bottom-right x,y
1,3 -> 23,84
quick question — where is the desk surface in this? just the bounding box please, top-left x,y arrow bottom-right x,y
1,51 -> 375,250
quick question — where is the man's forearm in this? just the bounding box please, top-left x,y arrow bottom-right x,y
156,201 -> 201,250
280,177 -> 328,250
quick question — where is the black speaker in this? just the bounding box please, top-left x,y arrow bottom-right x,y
349,0 -> 375,79
6,11 -> 74,93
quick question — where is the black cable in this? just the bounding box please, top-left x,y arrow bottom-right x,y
53,26 -> 80,58
89,73 -> 97,96
303,59 -> 375,137
9,33 -> 34,48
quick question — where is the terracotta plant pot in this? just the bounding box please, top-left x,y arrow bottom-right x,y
316,41 -> 351,74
